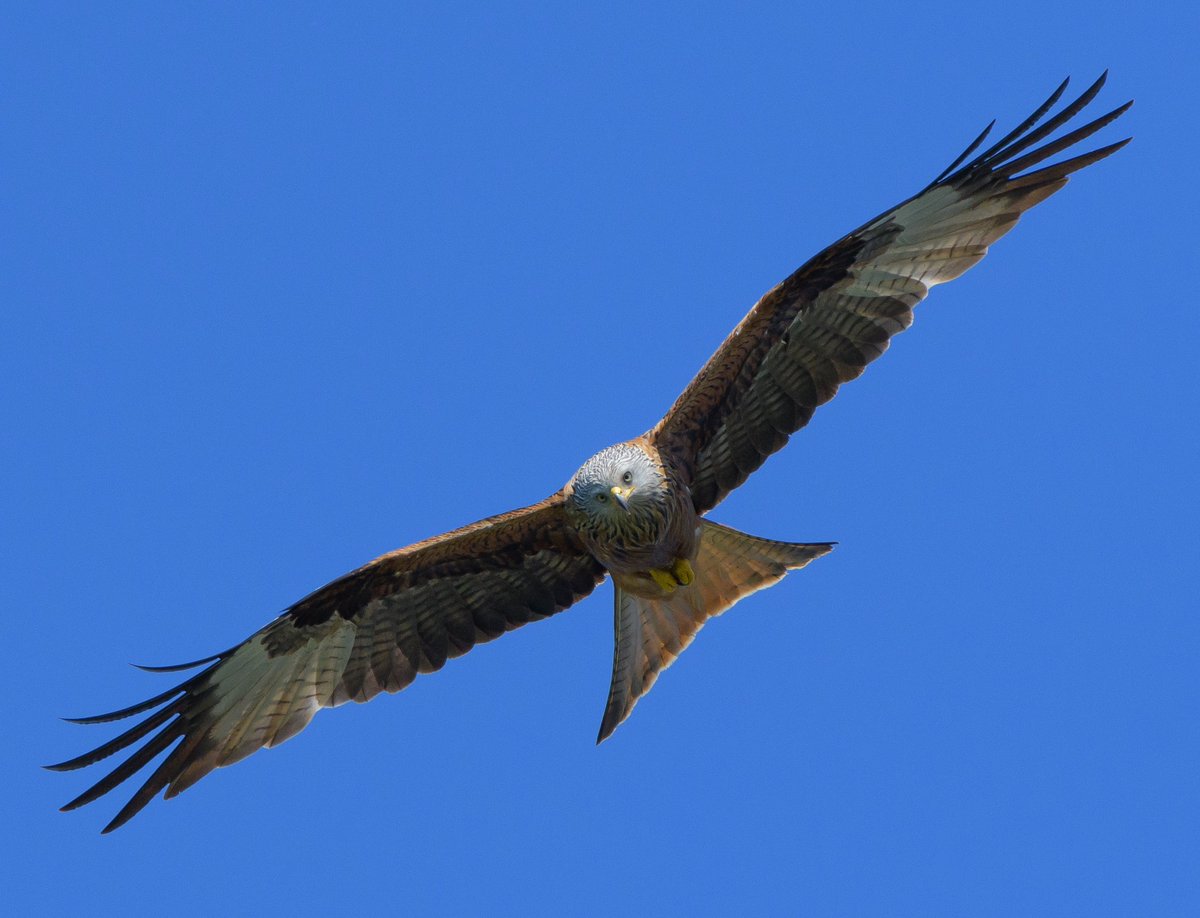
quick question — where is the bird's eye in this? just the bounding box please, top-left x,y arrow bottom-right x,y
622,471 -> 633,484
595,492 -> 607,502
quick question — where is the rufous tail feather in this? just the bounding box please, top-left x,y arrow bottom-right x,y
596,520 -> 833,743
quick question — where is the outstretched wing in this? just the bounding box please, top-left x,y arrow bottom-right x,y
651,74 -> 1131,515
48,495 -> 605,833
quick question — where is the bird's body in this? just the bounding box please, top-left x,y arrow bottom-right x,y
51,74 -> 1132,833
563,439 -> 700,594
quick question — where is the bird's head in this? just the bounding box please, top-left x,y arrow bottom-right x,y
565,443 -> 665,528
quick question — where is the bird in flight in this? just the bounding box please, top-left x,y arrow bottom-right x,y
51,74 -> 1130,833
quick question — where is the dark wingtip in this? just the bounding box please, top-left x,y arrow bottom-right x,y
926,118 -> 997,189
131,652 -> 224,673
62,712 -> 121,726
1042,75 -> 1072,108
100,814 -> 128,834
1083,135 -> 1135,166
62,796 -> 128,837
59,788 -> 93,813
59,689 -> 182,725
1046,75 -> 1071,109
595,714 -> 619,746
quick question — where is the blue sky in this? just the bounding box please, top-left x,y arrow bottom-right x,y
4,3 -> 1197,915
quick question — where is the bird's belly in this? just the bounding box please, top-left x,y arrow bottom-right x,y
596,512 -> 701,579
600,540 -> 679,576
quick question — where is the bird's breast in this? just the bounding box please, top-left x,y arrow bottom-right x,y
579,490 -> 699,576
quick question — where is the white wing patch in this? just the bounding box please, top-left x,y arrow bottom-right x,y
164,616 -> 357,798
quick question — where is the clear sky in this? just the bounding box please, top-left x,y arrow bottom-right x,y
4,3 -> 1197,916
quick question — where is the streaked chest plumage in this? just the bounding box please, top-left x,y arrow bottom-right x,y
563,440 -> 700,575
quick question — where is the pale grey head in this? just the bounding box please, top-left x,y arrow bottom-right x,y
565,443 -> 669,544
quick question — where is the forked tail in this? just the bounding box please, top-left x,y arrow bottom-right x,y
597,520 -> 833,742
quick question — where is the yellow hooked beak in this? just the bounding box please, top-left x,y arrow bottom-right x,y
610,485 -> 633,510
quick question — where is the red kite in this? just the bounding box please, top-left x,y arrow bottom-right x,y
51,74 -> 1131,832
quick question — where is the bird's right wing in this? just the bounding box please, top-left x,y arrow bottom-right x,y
49,494 -> 605,833
651,74 -> 1131,515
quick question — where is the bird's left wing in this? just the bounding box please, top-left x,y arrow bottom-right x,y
49,494 -> 605,833
651,74 -> 1131,515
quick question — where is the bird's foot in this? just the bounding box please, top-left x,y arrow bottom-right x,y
648,567 -> 680,593
647,559 -> 695,593
670,557 -> 695,586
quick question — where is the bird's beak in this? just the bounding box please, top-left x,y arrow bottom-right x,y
610,486 -> 633,510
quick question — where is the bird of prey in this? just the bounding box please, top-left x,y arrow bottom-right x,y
51,74 -> 1130,832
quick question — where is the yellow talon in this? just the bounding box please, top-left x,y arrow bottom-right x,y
646,559 -> 694,593
671,558 -> 695,586
648,568 -> 679,593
